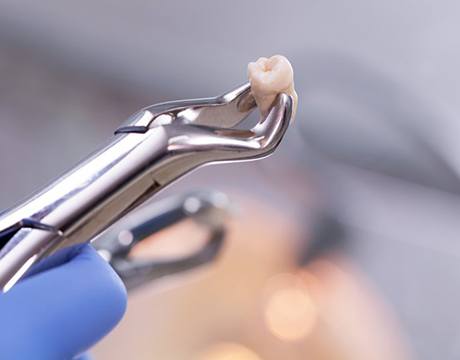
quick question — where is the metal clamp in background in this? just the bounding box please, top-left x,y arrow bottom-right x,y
93,191 -> 230,291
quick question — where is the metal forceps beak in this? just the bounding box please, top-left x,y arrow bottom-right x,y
0,82 -> 293,292
94,191 -> 230,291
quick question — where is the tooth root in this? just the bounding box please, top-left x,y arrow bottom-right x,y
247,55 -> 298,120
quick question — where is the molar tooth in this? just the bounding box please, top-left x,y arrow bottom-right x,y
247,55 -> 298,119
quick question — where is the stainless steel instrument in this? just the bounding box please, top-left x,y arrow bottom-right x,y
0,82 -> 293,292
94,190 -> 230,291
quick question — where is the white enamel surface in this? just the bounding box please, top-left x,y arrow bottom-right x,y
248,55 -> 298,118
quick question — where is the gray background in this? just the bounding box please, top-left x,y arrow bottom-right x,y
1,1 -> 460,358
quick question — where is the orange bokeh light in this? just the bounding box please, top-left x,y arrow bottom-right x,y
263,273 -> 318,342
197,342 -> 262,360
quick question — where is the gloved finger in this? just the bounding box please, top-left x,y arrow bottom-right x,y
24,243 -> 88,278
0,244 -> 127,360
75,353 -> 93,360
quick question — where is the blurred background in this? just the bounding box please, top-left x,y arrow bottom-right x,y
1,1 -> 460,359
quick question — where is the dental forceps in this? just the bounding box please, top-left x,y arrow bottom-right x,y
0,82 -> 293,292
93,190 -> 230,291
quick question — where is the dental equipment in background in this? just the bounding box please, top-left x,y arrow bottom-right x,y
94,190 -> 229,291
0,82 -> 293,292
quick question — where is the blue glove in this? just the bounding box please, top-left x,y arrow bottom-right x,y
0,243 -> 127,360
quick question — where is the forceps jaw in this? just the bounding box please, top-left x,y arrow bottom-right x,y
139,92 -> 292,187
116,83 -> 255,132
169,93 -> 292,160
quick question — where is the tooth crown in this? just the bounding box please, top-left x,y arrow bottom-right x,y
248,55 -> 298,118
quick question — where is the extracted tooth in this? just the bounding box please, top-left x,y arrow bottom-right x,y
248,55 -> 298,119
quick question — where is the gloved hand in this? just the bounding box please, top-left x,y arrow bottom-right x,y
0,243 -> 127,360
